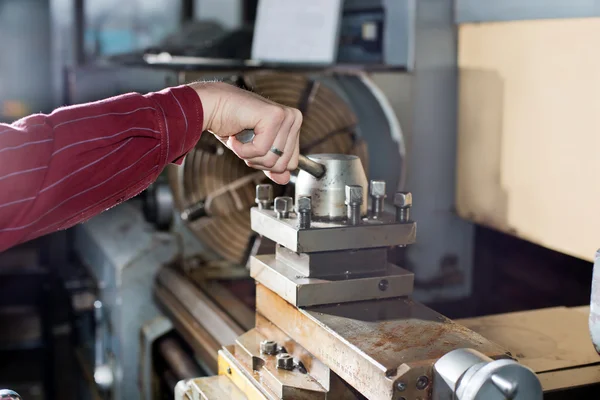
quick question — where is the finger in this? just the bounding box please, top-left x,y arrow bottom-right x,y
284,109 -> 302,171
246,109 -> 295,171
264,170 -> 291,185
228,106 -> 285,159
270,108 -> 301,173
289,134 -> 300,171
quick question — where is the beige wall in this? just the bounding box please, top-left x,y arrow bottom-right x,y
457,18 -> 600,261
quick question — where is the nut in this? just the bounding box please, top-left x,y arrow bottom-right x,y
255,184 -> 273,204
394,192 -> 412,208
370,180 -> 386,198
345,185 -> 363,205
296,196 -> 311,212
274,197 -> 293,213
276,353 -> 294,370
260,340 -> 278,355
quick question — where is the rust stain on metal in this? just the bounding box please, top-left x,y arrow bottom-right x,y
255,284 -> 507,400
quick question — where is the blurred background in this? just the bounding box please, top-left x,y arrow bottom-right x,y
0,1 -> 598,399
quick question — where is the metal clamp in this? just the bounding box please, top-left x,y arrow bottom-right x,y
0,390 -> 22,400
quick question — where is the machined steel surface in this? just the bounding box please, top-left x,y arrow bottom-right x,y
434,348 -> 542,400
591,250 -> 600,355
250,208 -> 416,253
255,284 -> 508,400
275,245 -> 388,277
250,255 -> 414,306
295,154 -> 368,220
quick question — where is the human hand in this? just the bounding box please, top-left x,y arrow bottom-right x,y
190,81 -> 302,185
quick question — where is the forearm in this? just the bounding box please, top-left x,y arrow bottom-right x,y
0,85 -> 203,251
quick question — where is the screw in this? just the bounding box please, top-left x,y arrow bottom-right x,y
255,184 -> 273,209
345,185 -> 363,225
378,279 -> 389,291
274,197 -> 293,219
226,367 -> 232,375
296,196 -> 312,229
396,382 -> 406,392
416,375 -> 429,390
394,192 -> 412,223
276,353 -> 294,370
370,180 -> 386,219
260,339 -> 278,355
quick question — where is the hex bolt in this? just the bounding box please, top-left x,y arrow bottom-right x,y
276,353 -> 294,370
416,375 -> 429,390
394,192 -> 412,223
296,196 -> 312,229
378,279 -> 389,291
345,185 -> 363,225
274,196 -> 293,219
370,180 -> 386,219
255,184 -> 273,209
260,340 -> 278,355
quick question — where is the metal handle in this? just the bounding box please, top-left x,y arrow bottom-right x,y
0,390 -> 22,400
234,130 -> 326,179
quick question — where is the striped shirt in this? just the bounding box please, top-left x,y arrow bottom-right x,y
0,85 -> 203,252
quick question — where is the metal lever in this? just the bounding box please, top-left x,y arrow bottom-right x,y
235,129 -> 326,179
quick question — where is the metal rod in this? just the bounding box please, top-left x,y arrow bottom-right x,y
158,337 -> 202,379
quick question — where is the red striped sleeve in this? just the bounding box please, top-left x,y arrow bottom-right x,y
0,85 -> 203,251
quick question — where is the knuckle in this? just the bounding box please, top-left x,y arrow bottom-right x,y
269,106 -> 286,125
257,142 -> 272,156
292,108 -> 303,123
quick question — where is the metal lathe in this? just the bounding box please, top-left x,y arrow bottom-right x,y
171,152 -> 543,400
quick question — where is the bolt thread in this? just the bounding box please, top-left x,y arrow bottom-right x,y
347,204 -> 361,225
276,211 -> 290,219
396,207 -> 410,223
371,197 -> 384,218
298,211 -> 311,229
257,201 -> 269,210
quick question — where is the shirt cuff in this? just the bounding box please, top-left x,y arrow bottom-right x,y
144,85 -> 203,166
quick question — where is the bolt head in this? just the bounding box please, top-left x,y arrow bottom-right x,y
255,184 -> 273,203
276,353 -> 294,370
274,197 -> 293,213
394,192 -> 412,208
345,185 -> 363,205
296,196 -> 312,212
370,180 -> 386,197
260,340 -> 278,355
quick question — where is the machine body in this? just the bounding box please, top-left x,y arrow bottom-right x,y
174,153 -> 542,400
